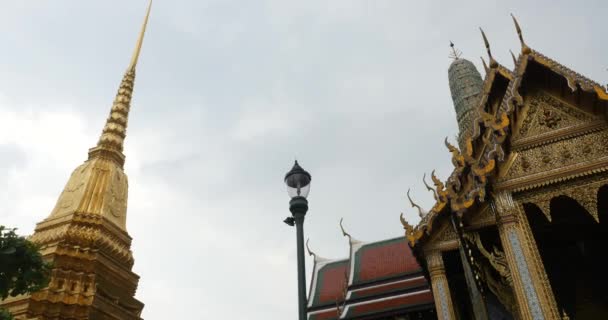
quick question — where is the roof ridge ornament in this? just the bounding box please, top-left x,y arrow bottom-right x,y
423,173 -> 438,201
511,14 -> 531,54
509,49 -> 518,67
479,28 -> 498,69
449,41 -> 462,61
339,218 -> 351,241
339,218 -> 363,246
407,189 -> 427,218
306,238 -> 316,260
480,56 -> 489,74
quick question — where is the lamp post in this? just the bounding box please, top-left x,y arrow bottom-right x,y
284,160 -> 311,320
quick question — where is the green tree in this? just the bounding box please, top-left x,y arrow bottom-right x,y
0,226 -> 51,319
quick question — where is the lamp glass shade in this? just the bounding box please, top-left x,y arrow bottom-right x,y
284,160 -> 312,199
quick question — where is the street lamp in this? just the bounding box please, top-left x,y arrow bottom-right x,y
284,160 -> 311,320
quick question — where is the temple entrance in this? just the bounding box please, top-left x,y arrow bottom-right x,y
443,250 -> 475,320
525,186 -> 608,319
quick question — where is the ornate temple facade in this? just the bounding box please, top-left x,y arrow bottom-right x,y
402,16 -> 608,320
0,3 -> 152,319
306,221 -> 435,320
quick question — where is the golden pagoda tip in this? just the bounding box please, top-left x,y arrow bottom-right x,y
129,0 -> 153,70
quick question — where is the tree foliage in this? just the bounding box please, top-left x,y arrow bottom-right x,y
0,308 -> 14,320
0,226 -> 51,300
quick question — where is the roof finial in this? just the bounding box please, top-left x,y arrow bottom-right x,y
339,218 -> 351,241
306,238 -> 316,260
509,49 -> 518,67
129,0 -> 152,71
407,189 -> 427,218
89,1 -> 153,166
479,28 -> 498,68
480,56 -> 489,73
449,41 -> 462,60
423,173 -> 438,200
511,14 -> 531,54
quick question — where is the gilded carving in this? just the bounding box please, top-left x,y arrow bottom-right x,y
517,93 -> 593,140
504,129 -> 608,181
518,176 -> 608,223
104,170 -> 129,229
464,232 -> 511,285
49,163 -> 91,217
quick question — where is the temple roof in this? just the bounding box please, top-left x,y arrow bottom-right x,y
348,237 -> 421,286
307,236 -> 433,320
308,258 -> 349,310
402,16 -> 608,248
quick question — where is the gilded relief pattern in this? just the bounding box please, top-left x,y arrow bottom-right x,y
518,175 -> 608,223
50,162 -> 91,217
505,130 -> 608,181
517,93 -> 592,139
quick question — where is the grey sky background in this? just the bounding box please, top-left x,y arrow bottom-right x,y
0,1 -> 606,318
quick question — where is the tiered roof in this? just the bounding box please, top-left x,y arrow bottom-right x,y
401,15 -> 608,249
307,232 -> 434,320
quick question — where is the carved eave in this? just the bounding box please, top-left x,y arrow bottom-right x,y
405,60 -> 513,248
496,47 -> 608,192
527,49 -> 608,101
407,41 -> 608,249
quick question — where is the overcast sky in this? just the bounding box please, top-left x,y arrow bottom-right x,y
0,1 -> 606,319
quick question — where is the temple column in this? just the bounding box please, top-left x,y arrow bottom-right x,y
426,250 -> 457,320
492,191 -> 560,320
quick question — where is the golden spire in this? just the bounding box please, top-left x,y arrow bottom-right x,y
511,14 -> 531,54
89,0 -> 152,166
479,28 -> 498,68
129,0 -> 153,71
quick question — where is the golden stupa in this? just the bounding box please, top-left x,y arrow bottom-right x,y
0,2 -> 152,319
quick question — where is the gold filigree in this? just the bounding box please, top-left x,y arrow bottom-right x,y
519,176 -> 607,223
504,129 -> 608,182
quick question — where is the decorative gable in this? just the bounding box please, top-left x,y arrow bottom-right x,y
516,92 -> 595,141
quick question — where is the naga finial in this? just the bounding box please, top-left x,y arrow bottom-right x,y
449,41 -> 462,60
339,218 -> 351,240
480,56 -> 489,74
423,173 -> 438,200
444,137 -> 459,153
400,212 -> 414,234
511,14 -> 531,54
479,28 -> 498,68
509,49 -> 518,67
407,189 -> 427,218
306,238 -> 316,259
431,170 -> 443,187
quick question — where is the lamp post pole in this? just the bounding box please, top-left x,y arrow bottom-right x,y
290,196 -> 308,320
284,160 -> 312,320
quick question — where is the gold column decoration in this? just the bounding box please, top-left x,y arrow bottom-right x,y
492,191 -> 560,320
426,251 -> 457,320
